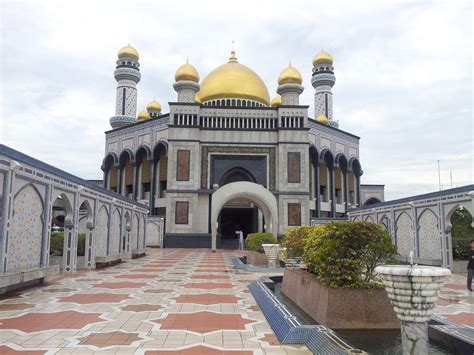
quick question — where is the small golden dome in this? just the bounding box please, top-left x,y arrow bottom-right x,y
175,60 -> 199,82
316,114 -> 329,124
195,92 -> 202,104
199,50 -> 270,106
312,50 -> 333,65
146,100 -> 161,112
271,96 -> 282,107
118,44 -> 139,61
137,110 -> 150,121
278,63 -> 302,85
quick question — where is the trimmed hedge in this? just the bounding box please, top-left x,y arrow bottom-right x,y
283,222 -> 396,288
50,232 -> 86,256
245,232 -> 277,253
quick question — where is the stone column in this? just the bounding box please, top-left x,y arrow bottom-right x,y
149,159 -> 157,213
62,221 -> 76,273
315,163 -> 320,217
85,223 -> 95,269
330,168 -> 336,217
343,170 -> 349,209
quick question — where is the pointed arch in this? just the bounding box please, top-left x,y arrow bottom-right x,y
9,183 -> 44,271
395,211 -> 413,257
95,205 -> 109,257
417,208 -> 441,259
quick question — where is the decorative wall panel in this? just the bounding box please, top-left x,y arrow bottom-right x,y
288,203 -> 301,226
8,185 -> 44,271
287,152 -> 301,183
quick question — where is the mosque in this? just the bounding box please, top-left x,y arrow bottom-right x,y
101,44 -> 384,249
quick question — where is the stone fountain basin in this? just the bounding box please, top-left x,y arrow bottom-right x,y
375,265 -> 451,277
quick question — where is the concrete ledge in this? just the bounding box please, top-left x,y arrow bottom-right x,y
396,255 -> 442,266
95,255 -> 121,267
249,280 -> 364,354
281,268 -> 399,329
0,265 -> 59,294
132,249 -> 146,258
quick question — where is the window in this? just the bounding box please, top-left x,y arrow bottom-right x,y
175,201 -> 189,224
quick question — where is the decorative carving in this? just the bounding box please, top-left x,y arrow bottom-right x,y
176,150 -> 190,181
288,203 -> 301,226
287,152 -> 301,183
175,201 -> 189,225
201,146 -> 275,189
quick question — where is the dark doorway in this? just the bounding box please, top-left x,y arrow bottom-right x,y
218,207 -> 258,249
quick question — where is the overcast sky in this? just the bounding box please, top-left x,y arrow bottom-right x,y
1,0 -> 472,200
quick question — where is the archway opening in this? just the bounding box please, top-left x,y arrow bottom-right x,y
450,206 -> 474,262
49,193 -> 72,271
211,181 -> 278,251
78,201 -> 93,270
218,197 -> 265,249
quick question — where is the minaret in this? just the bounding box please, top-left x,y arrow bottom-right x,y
277,61 -> 304,105
311,50 -> 338,128
173,59 -> 200,103
110,44 -> 141,129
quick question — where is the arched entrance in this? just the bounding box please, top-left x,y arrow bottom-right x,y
211,182 -> 278,251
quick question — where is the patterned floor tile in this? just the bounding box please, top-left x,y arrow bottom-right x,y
78,331 -> 142,347
58,293 -> 130,304
0,311 -> 104,332
154,311 -> 254,333
174,294 -> 241,305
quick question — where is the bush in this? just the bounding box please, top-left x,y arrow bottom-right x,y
77,233 -> 86,256
246,232 -> 277,253
50,232 -> 64,256
453,238 -> 472,260
300,221 -> 396,288
50,232 -> 86,256
282,226 -> 315,259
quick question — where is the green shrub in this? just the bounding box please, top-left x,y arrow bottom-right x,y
50,232 -> 64,256
246,232 -> 277,253
50,232 -> 87,256
301,221 -> 396,288
453,238 -> 472,260
282,226 -> 316,259
77,233 -> 86,256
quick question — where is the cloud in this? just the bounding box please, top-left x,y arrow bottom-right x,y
1,0 -> 472,201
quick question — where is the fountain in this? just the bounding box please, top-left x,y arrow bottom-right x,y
375,263 -> 451,355
262,244 -> 280,268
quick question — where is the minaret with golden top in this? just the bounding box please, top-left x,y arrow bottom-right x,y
110,44 -> 141,129
311,50 -> 338,127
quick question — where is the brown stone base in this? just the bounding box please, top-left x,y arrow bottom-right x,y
281,268 -> 400,329
245,251 -> 268,266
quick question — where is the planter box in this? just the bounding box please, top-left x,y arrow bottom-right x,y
281,268 -> 399,329
451,260 -> 468,273
245,250 -> 268,266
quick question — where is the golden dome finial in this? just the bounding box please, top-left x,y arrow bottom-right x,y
278,62 -> 302,85
146,100 -> 162,112
175,59 -> 200,82
316,114 -> 329,124
312,50 -> 333,65
271,96 -> 282,107
118,44 -> 139,61
229,41 -> 238,63
137,110 -> 151,121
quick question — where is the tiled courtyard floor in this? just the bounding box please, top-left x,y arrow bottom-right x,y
0,249 -> 310,354
434,272 -> 474,327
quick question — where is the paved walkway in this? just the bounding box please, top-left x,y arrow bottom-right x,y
435,272 -> 474,328
0,249 -> 310,354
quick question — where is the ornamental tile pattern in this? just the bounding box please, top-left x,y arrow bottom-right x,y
8,184 -> 44,271
13,248 -> 473,352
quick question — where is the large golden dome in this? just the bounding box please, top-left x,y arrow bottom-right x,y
118,44 -> 139,61
199,51 -> 270,106
137,110 -> 150,121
